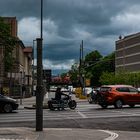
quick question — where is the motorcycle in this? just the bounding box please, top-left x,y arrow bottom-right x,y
48,94 -> 77,111
88,88 -> 100,104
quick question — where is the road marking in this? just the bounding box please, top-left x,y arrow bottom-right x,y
76,111 -> 87,118
110,110 -> 139,116
99,130 -> 119,140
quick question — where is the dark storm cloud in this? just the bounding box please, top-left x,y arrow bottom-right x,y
0,0 -> 41,18
1,0 -> 140,72
42,43 -> 80,61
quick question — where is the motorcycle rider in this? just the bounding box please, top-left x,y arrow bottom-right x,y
55,87 -> 69,109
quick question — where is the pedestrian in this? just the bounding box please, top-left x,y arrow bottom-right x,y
22,85 -> 26,98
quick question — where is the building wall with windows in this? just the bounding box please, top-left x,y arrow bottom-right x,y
0,17 -> 32,96
115,32 -> 140,72
3,17 -> 17,37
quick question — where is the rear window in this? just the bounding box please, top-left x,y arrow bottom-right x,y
100,87 -> 111,92
116,87 -> 129,92
129,87 -> 138,93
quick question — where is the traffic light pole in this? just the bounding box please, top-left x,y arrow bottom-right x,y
36,38 -> 43,131
36,0 -> 43,131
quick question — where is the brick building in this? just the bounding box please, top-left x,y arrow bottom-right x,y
3,17 -> 17,37
0,17 -> 32,97
115,32 -> 140,72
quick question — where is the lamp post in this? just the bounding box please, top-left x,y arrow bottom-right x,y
41,0 -> 43,40
36,0 -> 43,131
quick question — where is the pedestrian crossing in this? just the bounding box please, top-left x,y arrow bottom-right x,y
0,103 -> 140,123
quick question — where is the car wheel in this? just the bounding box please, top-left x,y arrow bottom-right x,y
3,104 -> 13,113
100,104 -> 108,109
114,99 -> 123,109
129,104 -> 135,108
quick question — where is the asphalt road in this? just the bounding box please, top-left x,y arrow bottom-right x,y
0,102 -> 140,132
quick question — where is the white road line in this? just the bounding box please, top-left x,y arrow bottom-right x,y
99,130 -> 119,140
76,111 -> 87,118
109,110 -> 139,116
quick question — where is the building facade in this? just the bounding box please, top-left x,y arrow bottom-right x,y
115,32 -> 140,72
3,17 -> 17,37
0,17 -> 32,97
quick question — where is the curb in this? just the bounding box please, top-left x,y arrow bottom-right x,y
24,105 -> 48,109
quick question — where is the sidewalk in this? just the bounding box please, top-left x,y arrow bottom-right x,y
0,127 -> 108,140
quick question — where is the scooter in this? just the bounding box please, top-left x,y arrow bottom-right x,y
48,94 -> 77,111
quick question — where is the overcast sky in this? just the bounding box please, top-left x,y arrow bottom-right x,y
1,0 -> 140,75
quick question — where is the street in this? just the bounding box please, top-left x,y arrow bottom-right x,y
0,101 -> 140,131
0,100 -> 140,139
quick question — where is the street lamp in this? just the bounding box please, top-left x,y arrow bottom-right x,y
41,0 -> 43,40
36,0 -> 43,131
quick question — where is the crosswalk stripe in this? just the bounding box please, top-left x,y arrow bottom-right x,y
0,103 -> 140,123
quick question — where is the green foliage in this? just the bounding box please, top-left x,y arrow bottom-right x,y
85,52 -> 115,86
61,73 -> 67,78
68,49 -> 115,87
85,50 -> 102,64
99,72 -> 115,85
69,63 -> 79,82
0,17 -> 16,72
100,71 -> 140,87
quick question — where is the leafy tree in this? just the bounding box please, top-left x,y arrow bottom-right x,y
69,50 -> 115,87
68,63 -> 79,86
99,72 -> 115,85
0,17 -> 16,72
85,50 -> 102,65
85,52 -> 115,86
84,50 -> 102,85
100,71 -> 140,87
61,73 -> 67,79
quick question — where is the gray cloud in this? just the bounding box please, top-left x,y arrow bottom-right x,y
1,0 -> 140,74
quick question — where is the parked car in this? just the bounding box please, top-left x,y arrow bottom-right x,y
0,94 -> 19,113
95,85 -> 140,109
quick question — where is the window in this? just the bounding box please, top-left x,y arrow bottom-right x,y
116,87 -> 129,92
129,87 -> 138,93
100,87 -> 111,92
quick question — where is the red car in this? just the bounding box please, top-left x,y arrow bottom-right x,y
96,85 -> 140,109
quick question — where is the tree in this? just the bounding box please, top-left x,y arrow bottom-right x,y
85,52 -> 115,87
83,50 -> 102,85
0,17 -> 16,72
68,63 -> 79,86
85,50 -> 102,65
100,71 -> 140,87
69,50 -> 115,87
99,72 -> 115,85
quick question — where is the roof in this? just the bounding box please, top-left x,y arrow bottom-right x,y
23,47 -> 32,53
116,32 -> 140,43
